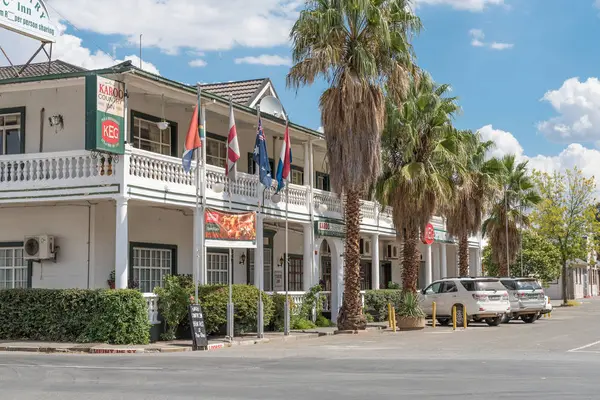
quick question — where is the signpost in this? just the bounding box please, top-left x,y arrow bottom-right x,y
188,303 -> 208,351
421,223 -> 435,245
85,75 -> 126,155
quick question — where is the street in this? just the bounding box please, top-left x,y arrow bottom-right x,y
2,301 -> 600,399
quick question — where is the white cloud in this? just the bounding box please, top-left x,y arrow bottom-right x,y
537,77 -> 600,144
188,59 -> 208,68
317,126 -> 324,133
478,125 -> 525,159
469,29 -> 513,50
234,55 -> 292,67
415,0 -> 505,11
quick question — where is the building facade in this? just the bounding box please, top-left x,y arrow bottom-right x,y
0,60 -> 483,322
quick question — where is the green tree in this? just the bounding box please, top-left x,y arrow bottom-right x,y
287,0 -> 421,330
482,155 -> 541,277
376,72 -> 462,292
531,168 -> 598,303
443,131 -> 503,276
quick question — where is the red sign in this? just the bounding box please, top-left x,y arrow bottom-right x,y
205,208 -> 257,248
101,119 -> 120,145
421,223 -> 435,245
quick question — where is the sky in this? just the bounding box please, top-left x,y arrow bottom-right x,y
2,0 -> 600,188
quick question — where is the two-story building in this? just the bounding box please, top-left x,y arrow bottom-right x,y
0,60 -> 483,323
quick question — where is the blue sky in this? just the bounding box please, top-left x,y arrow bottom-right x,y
3,0 -> 600,183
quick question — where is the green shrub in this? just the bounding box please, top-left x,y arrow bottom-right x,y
154,275 -> 192,340
364,290 -> 402,322
397,291 -> 425,318
292,317 -> 316,330
196,285 -> 274,335
315,314 -> 336,327
387,282 -> 401,290
0,289 -> 149,344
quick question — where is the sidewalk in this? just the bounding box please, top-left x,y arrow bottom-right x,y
0,325 -> 386,355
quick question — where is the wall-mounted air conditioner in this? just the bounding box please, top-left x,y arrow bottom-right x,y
24,235 -> 56,260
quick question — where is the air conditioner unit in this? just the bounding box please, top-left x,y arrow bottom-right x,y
384,243 -> 400,260
359,238 -> 372,257
24,235 -> 55,260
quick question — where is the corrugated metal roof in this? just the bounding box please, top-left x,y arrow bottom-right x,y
200,79 -> 268,106
0,60 -> 86,81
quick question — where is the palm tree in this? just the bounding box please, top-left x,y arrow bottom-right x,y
443,131 -> 503,277
287,0 -> 421,330
376,71 -> 462,293
482,155 -> 541,277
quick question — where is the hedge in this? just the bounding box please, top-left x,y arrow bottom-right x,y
0,289 -> 150,344
363,290 -> 403,322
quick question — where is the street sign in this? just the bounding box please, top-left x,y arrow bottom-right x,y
421,223 -> 435,245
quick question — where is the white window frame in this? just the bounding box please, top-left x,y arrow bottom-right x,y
132,246 -> 174,293
291,169 -> 303,186
0,112 -> 22,156
206,136 -> 227,168
132,115 -> 173,156
248,248 -> 273,292
0,246 -> 27,289
207,252 -> 229,285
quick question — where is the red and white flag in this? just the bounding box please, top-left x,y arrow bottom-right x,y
226,102 -> 240,181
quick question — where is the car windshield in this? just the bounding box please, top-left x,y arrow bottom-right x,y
461,280 -> 505,291
516,280 -> 542,290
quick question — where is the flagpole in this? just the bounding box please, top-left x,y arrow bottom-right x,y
284,122 -> 290,337
194,85 -> 202,304
256,105 -> 264,339
227,94 -> 234,341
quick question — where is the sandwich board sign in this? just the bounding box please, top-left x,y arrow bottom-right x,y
0,0 -> 58,43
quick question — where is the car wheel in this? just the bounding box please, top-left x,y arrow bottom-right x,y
521,314 -> 536,324
536,313 -> 542,320
485,317 -> 502,326
501,314 -> 511,324
437,318 -> 450,326
454,305 -> 467,327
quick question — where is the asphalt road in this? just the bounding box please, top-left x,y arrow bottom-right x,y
2,300 -> 600,400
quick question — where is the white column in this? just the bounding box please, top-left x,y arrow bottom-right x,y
424,244 -> 432,287
115,197 -> 129,289
254,215 -> 264,290
371,233 -> 380,290
304,142 -> 310,186
440,243 -> 447,279
193,207 -> 205,285
303,223 -> 313,291
432,243 -> 440,282
331,242 -> 344,323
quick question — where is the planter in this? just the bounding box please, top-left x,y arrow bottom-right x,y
397,316 -> 425,331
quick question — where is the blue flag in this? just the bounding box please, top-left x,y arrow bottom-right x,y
253,117 -> 273,188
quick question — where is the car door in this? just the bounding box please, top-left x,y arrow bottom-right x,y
438,281 -> 459,316
421,281 -> 443,316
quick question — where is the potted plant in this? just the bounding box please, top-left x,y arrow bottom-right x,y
107,270 -> 115,289
396,291 -> 426,331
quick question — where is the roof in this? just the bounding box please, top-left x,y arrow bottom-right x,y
0,60 -> 86,81
200,79 -> 268,107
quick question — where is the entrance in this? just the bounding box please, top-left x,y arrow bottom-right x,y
380,261 -> 392,289
319,240 -> 332,291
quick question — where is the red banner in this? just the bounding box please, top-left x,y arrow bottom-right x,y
205,208 -> 257,248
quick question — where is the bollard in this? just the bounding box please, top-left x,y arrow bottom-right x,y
463,305 -> 468,329
392,307 -> 397,333
432,302 -> 437,328
388,303 -> 392,328
452,305 -> 457,331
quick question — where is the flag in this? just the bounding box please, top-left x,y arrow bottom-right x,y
275,123 -> 292,193
226,102 -> 240,180
253,117 -> 272,188
182,105 -> 201,173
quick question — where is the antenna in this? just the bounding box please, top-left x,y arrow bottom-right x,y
259,96 -> 286,121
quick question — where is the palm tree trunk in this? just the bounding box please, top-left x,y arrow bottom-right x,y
337,189 -> 367,331
458,234 -> 469,277
402,228 -> 420,292
498,257 -> 508,277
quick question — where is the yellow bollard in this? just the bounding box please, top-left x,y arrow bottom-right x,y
452,305 -> 457,331
391,307 -> 397,333
463,305 -> 468,329
387,303 -> 392,328
432,302 -> 437,328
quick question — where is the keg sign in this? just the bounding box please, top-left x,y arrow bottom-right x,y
85,75 -> 126,155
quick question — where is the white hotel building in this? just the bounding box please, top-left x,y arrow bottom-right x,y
0,60 -> 483,323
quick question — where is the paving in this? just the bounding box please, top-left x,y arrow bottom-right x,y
1,301 -> 600,399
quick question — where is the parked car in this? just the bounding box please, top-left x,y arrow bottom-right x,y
498,278 -> 545,323
538,295 -> 553,319
419,277 -> 511,327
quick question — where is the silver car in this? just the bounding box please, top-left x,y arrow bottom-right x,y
499,278 -> 545,323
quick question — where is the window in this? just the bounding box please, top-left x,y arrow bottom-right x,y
0,109 -> 25,155
461,279 -> 505,291
360,261 -> 371,290
0,246 -> 28,289
206,135 -> 227,168
424,282 -> 442,294
247,153 -> 274,174
131,113 -> 175,156
516,280 -> 542,290
315,172 -> 331,191
288,255 -> 303,291
441,281 -> 458,293
291,168 -> 303,185
130,243 -> 177,293
207,252 -> 229,285
248,247 -> 273,291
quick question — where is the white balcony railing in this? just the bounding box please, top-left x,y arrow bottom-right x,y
129,148 -> 194,186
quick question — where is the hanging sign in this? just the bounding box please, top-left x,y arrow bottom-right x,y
421,223 -> 435,245
0,0 -> 57,43
85,75 -> 126,155
314,220 -> 345,238
205,208 -> 257,248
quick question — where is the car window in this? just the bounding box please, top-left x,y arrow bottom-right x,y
461,280 -> 504,291
501,280 -> 517,290
516,280 -> 542,290
460,280 -> 475,291
442,281 -> 458,293
425,282 -> 442,294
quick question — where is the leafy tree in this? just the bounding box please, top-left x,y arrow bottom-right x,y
287,0 -> 421,330
531,168 -> 598,303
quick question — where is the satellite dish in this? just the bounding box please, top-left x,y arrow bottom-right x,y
259,96 -> 286,120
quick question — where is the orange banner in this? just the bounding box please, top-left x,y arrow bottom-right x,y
205,208 -> 257,248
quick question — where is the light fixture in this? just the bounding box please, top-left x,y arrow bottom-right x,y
271,193 -> 281,204
278,255 -> 285,267
156,94 -> 170,131
318,203 -> 328,213
213,182 -> 225,193
239,253 -> 246,265
48,114 -> 64,129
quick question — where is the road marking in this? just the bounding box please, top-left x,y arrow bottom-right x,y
567,340 -> 600,352
0,363 -> 163,371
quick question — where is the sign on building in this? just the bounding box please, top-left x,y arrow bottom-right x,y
85,75 -> 126,155
0,0 -> 57,43
314,220 -> 345,238
205,208 -> 257,249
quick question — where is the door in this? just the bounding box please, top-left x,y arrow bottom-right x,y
438,281 -> 459,316
380,262 -> 392,288
320,256 -> 332,291
421,281 -> 442,316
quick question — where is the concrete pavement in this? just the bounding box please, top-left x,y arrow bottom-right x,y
2,300 -> 600,399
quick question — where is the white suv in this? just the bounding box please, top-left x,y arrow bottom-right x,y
499,278 -> 545,323
419,277 -> 511,327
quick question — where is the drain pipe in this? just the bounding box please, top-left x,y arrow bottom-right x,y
39,108 -> 45,152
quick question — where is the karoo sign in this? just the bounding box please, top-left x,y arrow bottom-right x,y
0,0 -> 57,43
85,75 -> 126,155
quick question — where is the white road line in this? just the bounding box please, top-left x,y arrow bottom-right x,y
567,340 -> 600,353
0,363 -> 163,371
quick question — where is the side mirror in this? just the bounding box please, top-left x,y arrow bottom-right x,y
421,289 -> 426,295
